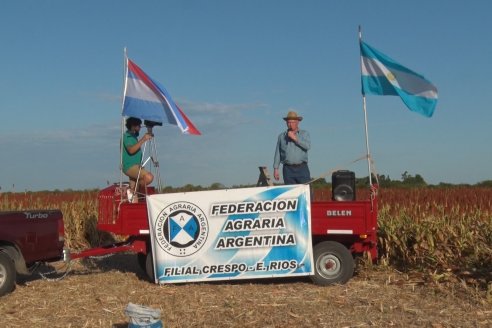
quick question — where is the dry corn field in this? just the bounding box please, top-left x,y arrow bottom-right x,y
0,187 -> 491,327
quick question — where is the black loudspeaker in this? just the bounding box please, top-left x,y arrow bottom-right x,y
332,170 -> 356,201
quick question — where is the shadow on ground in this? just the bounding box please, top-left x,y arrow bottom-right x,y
17,252 -> 149,286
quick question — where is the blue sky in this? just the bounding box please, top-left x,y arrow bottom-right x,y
1,1 -> 491,191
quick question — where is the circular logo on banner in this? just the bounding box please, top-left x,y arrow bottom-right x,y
154,201 -> 209,257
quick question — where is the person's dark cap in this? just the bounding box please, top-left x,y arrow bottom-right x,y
126,117 -> 142,130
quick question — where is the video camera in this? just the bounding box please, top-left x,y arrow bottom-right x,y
144,120 -> 163,128
144,120 -> 163,136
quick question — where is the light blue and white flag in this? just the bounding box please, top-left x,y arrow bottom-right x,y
360,41 -> 438,117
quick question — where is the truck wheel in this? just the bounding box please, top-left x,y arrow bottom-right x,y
145,251 -> 155,282
311,241 -> 354,285
0,252 -> 16,296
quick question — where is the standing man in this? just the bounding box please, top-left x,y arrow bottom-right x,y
122,117 -> 154,201
273,111 -> 311,184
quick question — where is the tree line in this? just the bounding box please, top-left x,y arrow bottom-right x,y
3,172 -> 492,194
311,171 -> 492,189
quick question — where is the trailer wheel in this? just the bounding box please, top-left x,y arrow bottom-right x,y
0,251 -> 16,296
311,241 -> 354,285
137,253 -> 146,273
145,251 -> 155,282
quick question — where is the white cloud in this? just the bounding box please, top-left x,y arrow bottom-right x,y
177,99 -> 269,115
95,92 -> 122,103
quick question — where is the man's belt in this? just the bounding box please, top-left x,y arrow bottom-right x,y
285,162 -> 306,167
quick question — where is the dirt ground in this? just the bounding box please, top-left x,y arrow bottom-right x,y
0,254 -> 490,328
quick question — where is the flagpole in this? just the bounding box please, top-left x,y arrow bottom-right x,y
119,47 -> 128,199
358,26 -> 373,187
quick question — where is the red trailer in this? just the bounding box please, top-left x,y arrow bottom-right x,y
69,182 -> 378,285
67,57 -> 379,285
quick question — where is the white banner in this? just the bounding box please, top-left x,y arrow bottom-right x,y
146,185 -> 313,283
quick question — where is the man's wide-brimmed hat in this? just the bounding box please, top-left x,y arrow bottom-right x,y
283,111 -> 303,121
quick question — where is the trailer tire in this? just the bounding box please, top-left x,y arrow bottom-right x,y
311,241 -> 354,285
0,251 -> 16,296
137,253 -> 146,273
145,252 -> 155,282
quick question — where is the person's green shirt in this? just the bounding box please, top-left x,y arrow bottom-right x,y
122,131 -> 142,172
